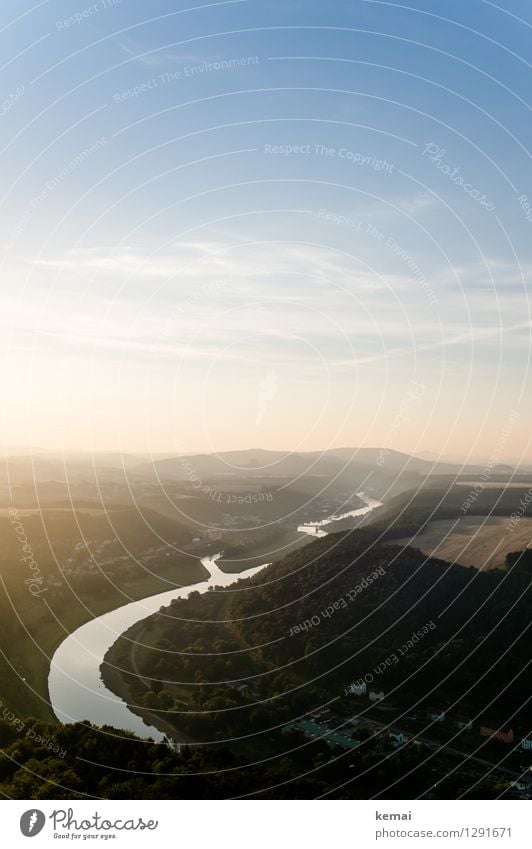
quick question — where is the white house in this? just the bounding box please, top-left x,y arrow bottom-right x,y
428,707 -> 446,722
455,712 -> 472,730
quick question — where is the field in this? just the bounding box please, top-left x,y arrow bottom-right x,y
456,481 -> 532,489
394,516 -> 532,570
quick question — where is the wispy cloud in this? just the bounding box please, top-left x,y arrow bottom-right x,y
1,243 -> 527,375
256,369 -> 278,424
397,192 -> 438,214
116,37 -> 219,69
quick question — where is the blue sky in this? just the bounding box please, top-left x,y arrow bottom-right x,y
1,0 -> 531,461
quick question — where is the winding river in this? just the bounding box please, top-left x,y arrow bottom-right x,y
48,491 -> 383,739
48,555 -> 267,741
297,492 -> 383,537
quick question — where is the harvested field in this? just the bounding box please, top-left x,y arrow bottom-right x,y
394,516 -> 532,570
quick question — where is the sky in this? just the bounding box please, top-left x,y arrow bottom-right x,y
1,0 -> 532,462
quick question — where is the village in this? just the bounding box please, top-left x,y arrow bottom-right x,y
283,679 -> 532,798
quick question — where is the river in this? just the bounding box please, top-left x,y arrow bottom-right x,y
48,554 -> 267,741
48,491 -> 383,739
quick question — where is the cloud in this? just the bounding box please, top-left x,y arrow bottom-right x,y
344,319 -> 532,367
396,193 -> 438,214
116,36 -> 223,70
29,240 -> 427,294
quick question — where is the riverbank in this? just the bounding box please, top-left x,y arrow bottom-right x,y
99,497 -> 384,741
100,660 -> 191,744
48,554 -> 268,740
297,492 -> 383,536
218,526 -> 312,572
4,554 -> 207,724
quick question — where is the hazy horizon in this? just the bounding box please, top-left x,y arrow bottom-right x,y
1,443 -> 529,468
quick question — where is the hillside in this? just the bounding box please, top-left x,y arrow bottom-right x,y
370,481 -> 532,539
103,529 -> 532,753
0,507 -> 200,721
0,716 -> 514,799
134,446 -> 484,485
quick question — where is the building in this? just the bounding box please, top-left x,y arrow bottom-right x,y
388,729 -> 408,747
454,711 -> 472,731
309,708 -> 332,722
519,735 -> 532,751
480,720 -> 514,744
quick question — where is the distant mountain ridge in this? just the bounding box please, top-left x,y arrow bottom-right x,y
0,447 -> 524,489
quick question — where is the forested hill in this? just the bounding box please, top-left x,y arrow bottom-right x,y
2,530 -> 529,800
227,531 -> 531,702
